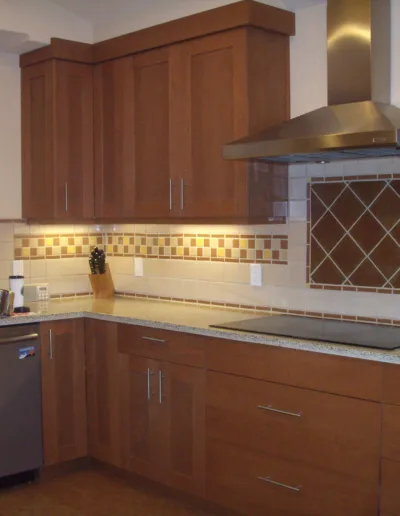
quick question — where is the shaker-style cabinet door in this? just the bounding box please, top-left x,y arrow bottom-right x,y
119,354 -> 167,483
86,319 -> 122,467
94,48 -> 172,220
22,60 -> 94,221
162,362 -> 206,496
170,31 -> 248,220
40,319 -> 87,466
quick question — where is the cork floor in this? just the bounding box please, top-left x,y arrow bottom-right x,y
0,469 -> 212,516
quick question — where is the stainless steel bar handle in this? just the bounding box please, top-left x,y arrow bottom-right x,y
169,178 -> 173,211
49,329 -> 53,360
159,370 -> 164,404
180,179 -> 185,210
65,183 -> 68,212
257,404 -> 301,418
147,368 -> 154,400
141,336 -> 166,344
258,476 -> 301,492
0,334 -> 39,345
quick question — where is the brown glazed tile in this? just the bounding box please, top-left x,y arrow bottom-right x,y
225,249 -> 231,258
197,248 -> 203,257
306,311 -> 324,317
264,239 -> 271,249
248,239 -> 255,249
324,313 -> 342,319
256,250 -> 263,260
330,187 -> 365,229
370,186 -> 400,229
370,235 -> 400,281
272,250 -> 279,260
390,269 -> 400,289
310,191 -> 327,226
22,238 -> 30,247
392,222 -> 400,245
312,211 -> 345,252
348,259 -> 386,287
310,237 -> 326,272
350,212 -> 386,253
15,248 -> 22,257
390,179 -> 400,195
281,240 -> 288,250
312,182 -> 345,207
357,316 -> 377,323
350,180 -> 385,205
311,257 -> 345,285
330,235 -> 365,276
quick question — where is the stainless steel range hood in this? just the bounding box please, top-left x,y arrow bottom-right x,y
223,0 -> 400,163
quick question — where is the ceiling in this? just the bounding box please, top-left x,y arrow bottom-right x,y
48,0 -> 326,27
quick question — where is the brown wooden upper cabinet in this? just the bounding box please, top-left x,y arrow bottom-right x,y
22,58 -> 94,221
21,2 -> 294,223
94,28 -> 290,222
94,48 -> 172,219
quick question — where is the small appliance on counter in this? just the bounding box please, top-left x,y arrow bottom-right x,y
0,289 -> 15,316
24,283 -> 49,303
9,260 -> 30,313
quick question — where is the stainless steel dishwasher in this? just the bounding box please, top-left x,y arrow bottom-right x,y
0,324 -> 43,478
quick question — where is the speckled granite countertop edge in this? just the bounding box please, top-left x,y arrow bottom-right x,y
2,309 -> 400,365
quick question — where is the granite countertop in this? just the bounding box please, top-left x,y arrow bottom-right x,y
2,296 -> 400,365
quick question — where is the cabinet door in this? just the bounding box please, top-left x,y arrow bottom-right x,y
86,319 -> 122,467
131,48 -> 172,218
119,354 -> 166,482
54,61 -> 94,220
163,362 -> 205,496
94,57 -> 135,219
40,319 -> 87,466
171,31 -> 248,219
21,61 -> 55,220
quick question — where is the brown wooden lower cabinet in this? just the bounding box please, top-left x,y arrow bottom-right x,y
40,319 -> 87,466
41,319 -> 392,516
85,319 -> 123,467
206,439 -> 379,516
118,350 -> 206,496
206,371 -> 381,483
381,459 -> 400,515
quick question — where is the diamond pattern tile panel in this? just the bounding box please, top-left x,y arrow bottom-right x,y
310,178 -> 400,290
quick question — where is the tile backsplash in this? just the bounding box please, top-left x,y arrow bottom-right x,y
310,176 -> 400,293
1,156 -> 399,323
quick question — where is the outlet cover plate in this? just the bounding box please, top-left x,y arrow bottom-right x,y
250,263 -> 262,287
134,257 -> 144,277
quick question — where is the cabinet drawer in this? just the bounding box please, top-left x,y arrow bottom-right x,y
381,459 -> 400,516
206,371 -> 381,483
206,440 -> 379,516
382,404 -> 400,461
118,324 -> 205,367
205,338 -> 383,400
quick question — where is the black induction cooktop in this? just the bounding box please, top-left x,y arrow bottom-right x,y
211,315 -> 400,350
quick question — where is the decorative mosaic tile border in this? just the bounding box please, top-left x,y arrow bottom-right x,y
14,234 -> 104,259
14,231 -> 288,265
106,233 -> 288,264
115,292 -> 400,327
307,175 -> 400,293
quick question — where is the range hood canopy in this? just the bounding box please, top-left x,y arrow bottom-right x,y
223,0 -> 400,163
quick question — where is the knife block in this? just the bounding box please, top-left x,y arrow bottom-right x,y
89,265 -> 115,299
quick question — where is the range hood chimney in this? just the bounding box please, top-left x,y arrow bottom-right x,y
223,0 -> 400,163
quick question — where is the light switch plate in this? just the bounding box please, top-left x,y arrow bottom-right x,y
250,264 -> 262,287
134,257 -> 144,277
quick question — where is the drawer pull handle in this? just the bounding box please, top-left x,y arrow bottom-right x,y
258,476 -> 301,492
257,405 -> 301,418
141,336 -> 166,344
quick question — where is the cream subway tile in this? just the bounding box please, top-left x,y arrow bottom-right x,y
289,164 -> 307,178
46,259 -> 63,278
0,223 -> 14,242
271,239 -> 280,250
73,225 -> 90,234
29,259 -> 46,279
74,275 -> 91,293
0,260 -> 12,279
13,222 -> 30,236
0,242 -> 14,260
52,246 -> 61,257
289,177 -> 308,200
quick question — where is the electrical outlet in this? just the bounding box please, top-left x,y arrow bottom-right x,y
250,264 -> 262,287
134,257 -> 144,277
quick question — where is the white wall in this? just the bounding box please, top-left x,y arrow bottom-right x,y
92,0 -> 285,42
0,53 -> 21,219
0,0 -> 92,45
